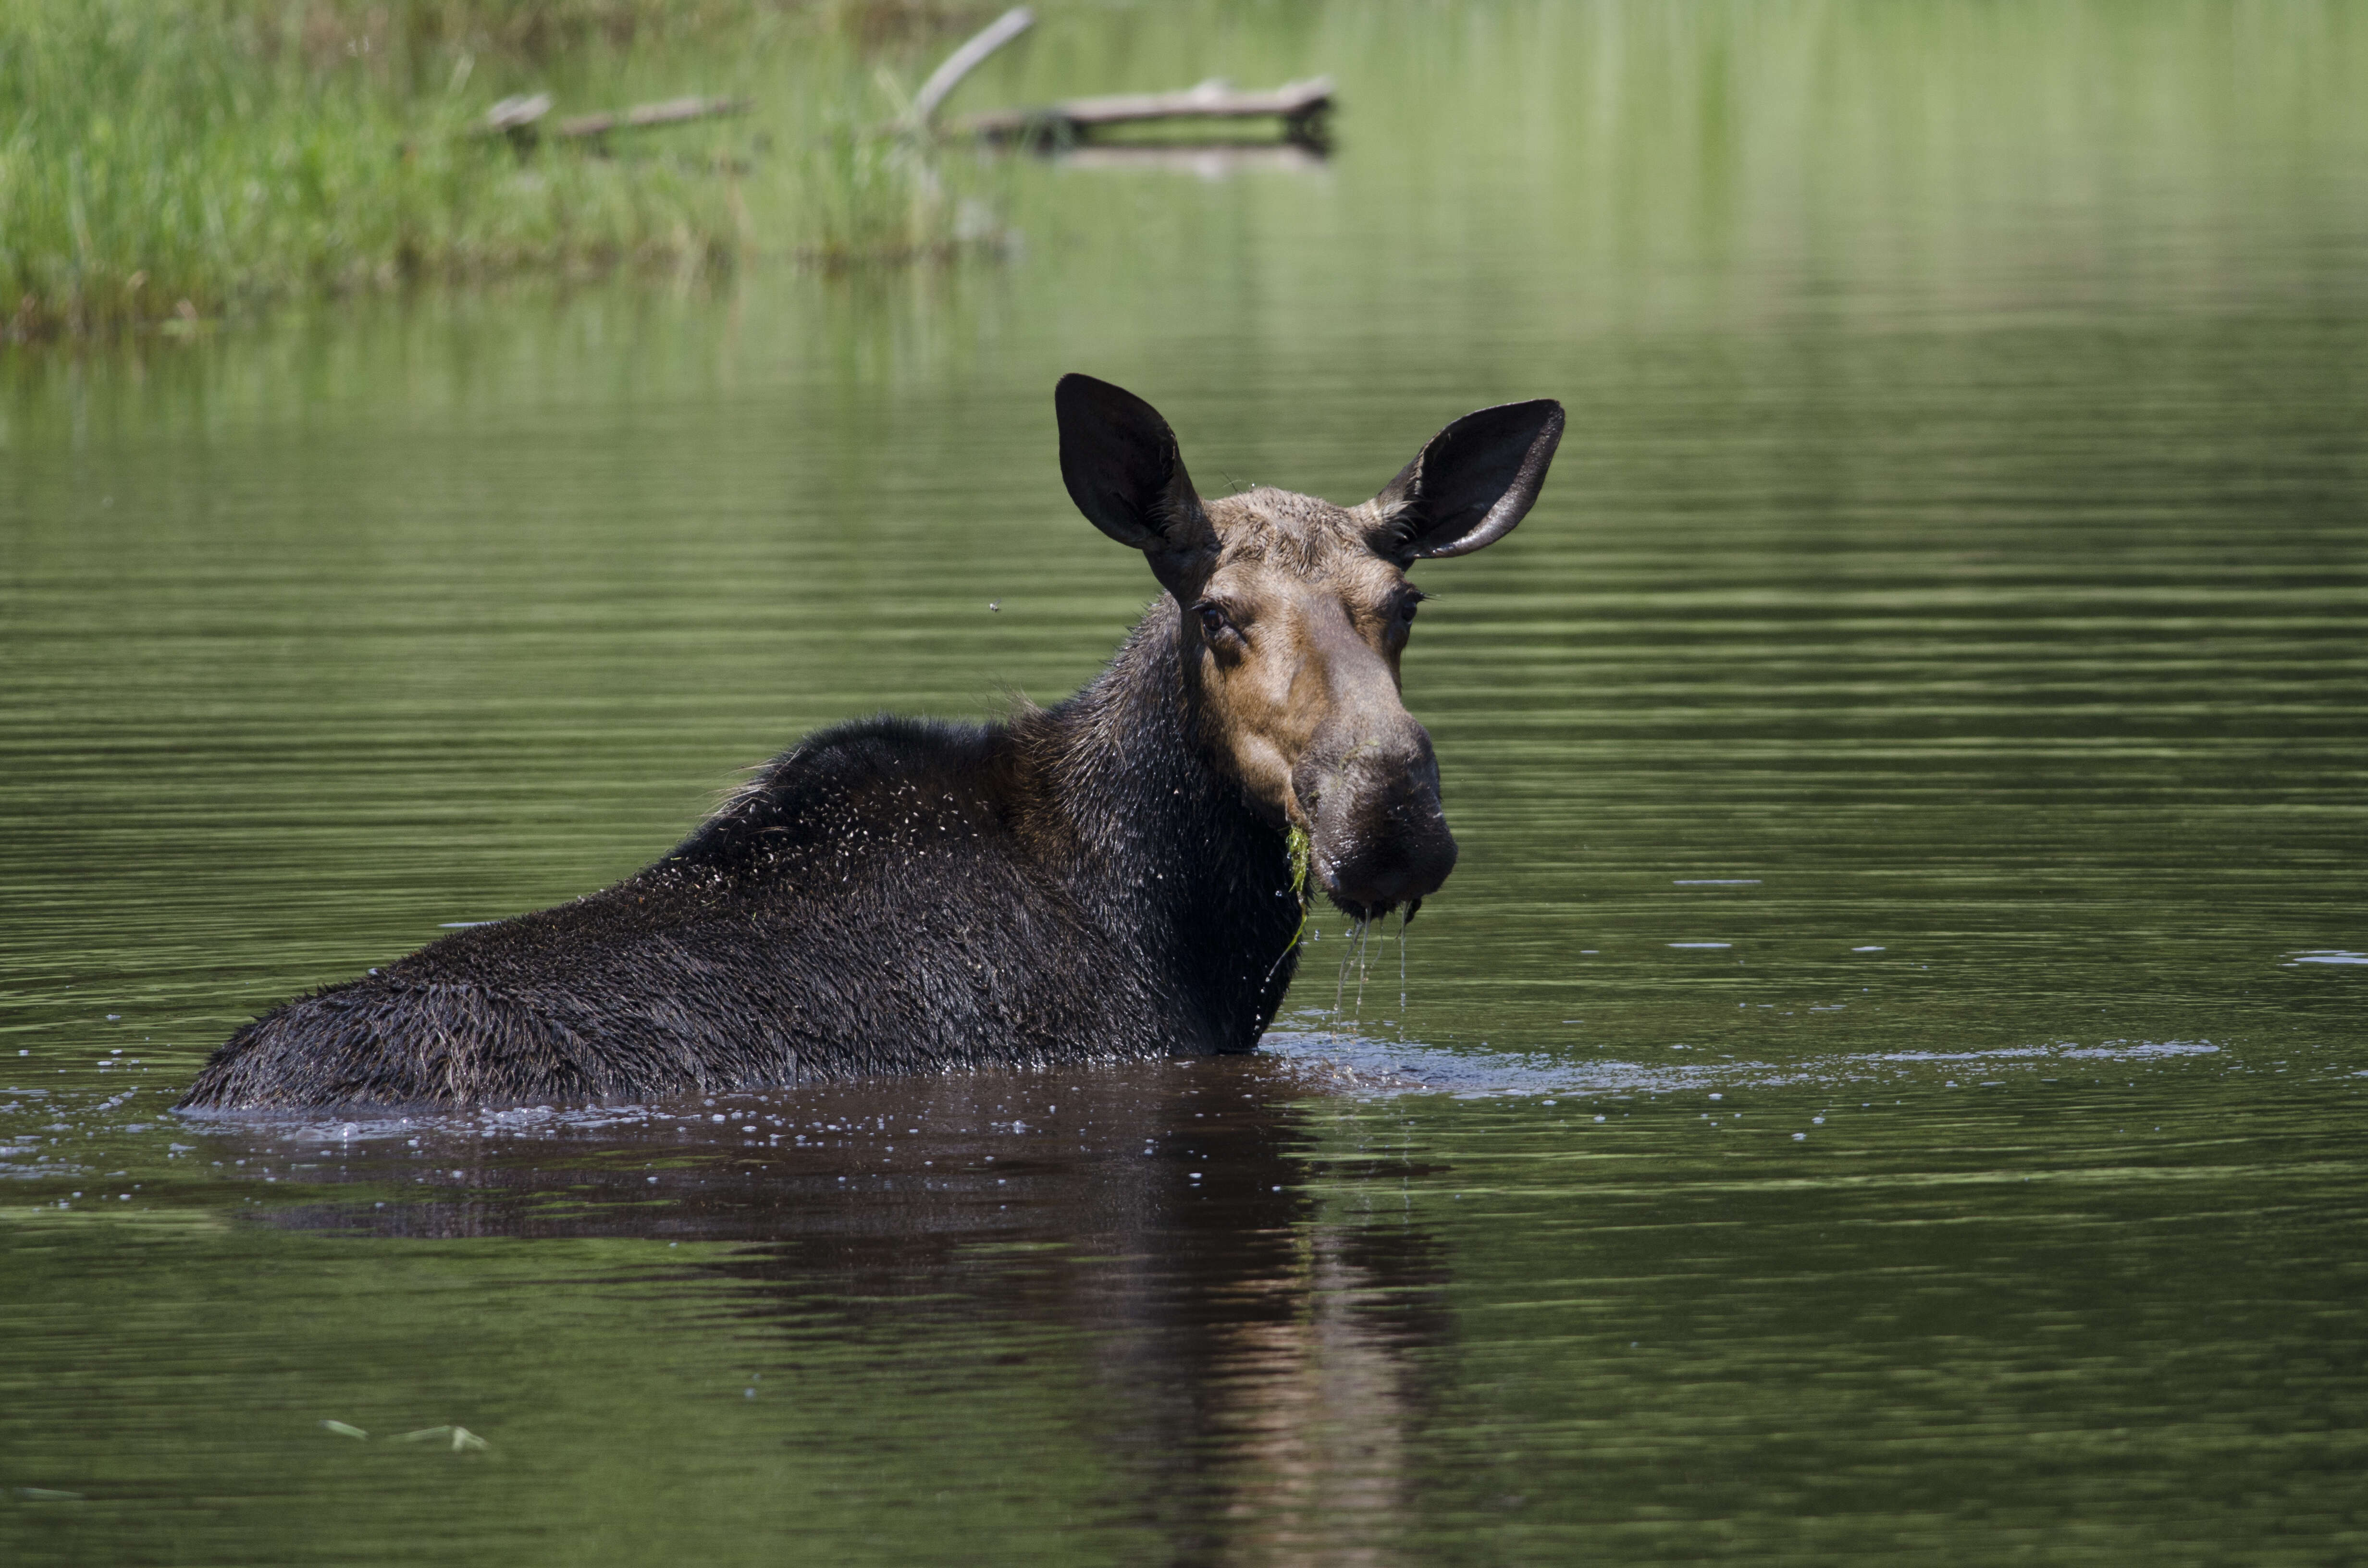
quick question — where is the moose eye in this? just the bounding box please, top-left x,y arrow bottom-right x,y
1194,600 -> 1237,640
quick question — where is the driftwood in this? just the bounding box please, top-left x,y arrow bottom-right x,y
557,96 -> 749,140
478,93 -> 749,147
958,76 -> 1333,143
909,6 -> 1035,130
482,94 -> 554,136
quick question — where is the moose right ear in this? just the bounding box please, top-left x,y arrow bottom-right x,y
1056,374 -> 1218,598
1367,399 -> 1565,564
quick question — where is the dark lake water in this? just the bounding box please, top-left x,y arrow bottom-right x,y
4,3 -> 2365,1562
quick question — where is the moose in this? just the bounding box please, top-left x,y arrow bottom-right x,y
178,376 -> 1563,1110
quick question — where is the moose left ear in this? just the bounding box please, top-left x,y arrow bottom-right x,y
1056,373 -> 1219,600
1366,399 -> 1565,562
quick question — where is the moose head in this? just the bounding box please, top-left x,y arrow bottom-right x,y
1056,374 -> 1564,921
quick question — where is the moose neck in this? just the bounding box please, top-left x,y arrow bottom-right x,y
1024,599 -> 1300,1036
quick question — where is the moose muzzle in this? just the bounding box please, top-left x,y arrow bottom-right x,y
1294,711 -> 1458,920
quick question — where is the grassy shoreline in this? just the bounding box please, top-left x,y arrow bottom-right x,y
0,0 -> 998,343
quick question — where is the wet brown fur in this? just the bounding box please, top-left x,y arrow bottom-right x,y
176,378 -> 1561,1111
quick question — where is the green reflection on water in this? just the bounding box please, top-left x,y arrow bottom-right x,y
2,1 -> 2365,1562
0,1222 -> 1145,1563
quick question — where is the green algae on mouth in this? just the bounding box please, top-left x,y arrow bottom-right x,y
1287,824 -> 1313,952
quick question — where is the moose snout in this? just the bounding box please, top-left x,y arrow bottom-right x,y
1295,722 -> 1459,919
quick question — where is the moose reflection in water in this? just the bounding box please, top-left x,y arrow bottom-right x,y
181,376 -> 1563,1111
230,1055 -> 1447,1561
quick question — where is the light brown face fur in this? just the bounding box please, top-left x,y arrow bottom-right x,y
1054,372 -> 1562,916
1182,489 -> 1425,831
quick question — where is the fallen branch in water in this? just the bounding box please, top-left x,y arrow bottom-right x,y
477,94 -> 749,148
957,76 -> 1334,143
909,6 -> 1036,131
557,96 -> 750,140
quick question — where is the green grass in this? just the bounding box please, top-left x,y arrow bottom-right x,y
0,0 -> 999,341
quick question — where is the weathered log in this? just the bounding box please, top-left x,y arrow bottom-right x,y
555,97 -> 749,140
910,6 -> 1036,130
476,94 -> 748,146
957,76 -> 1333,142
481,94 -> 553,136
